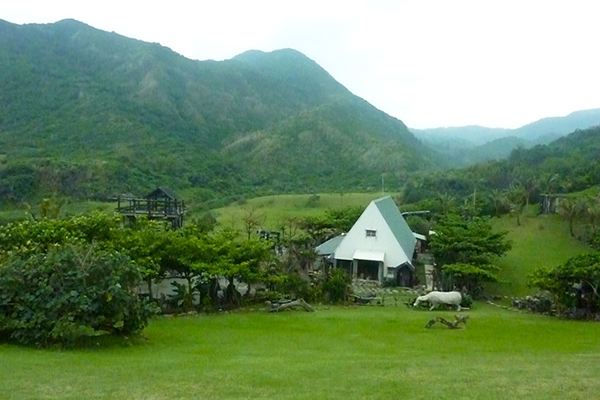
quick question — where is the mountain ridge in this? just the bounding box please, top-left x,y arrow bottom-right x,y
412,108 -> 600,166
0,18 -> 439,203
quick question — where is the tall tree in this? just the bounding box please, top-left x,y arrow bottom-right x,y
557,197 -> 581,237
506,183 -> 527,226
429,215 -> 512,294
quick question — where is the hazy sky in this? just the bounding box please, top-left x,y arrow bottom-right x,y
3,0 -> 600,129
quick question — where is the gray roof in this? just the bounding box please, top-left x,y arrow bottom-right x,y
373,196 -> 417,262
316,234 -> 345,256
146,187 -> 179,200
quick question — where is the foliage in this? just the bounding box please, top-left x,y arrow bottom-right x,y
273,272 -> 319,302
401,127 -> 600,222
528,252 -> 600,316
294,206 -> 362,246
322,268 -> 351,303
0,244 -> 157,347
0,211 -> 121,255
0,20 -> 440,205
460,293 -> 473,308
429,214 -> 512,294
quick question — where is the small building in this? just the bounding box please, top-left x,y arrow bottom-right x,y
117,187 -> 185,229
321,196 -> 418,286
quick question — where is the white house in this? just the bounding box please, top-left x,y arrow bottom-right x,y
326,196 -> 418,286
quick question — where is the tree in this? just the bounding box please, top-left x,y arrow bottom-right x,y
437,192 -> 456,216
0,243 -> 156,346
241,207 -> 265,240
488,189 -> 508,217
582,196 -> 600,234
557,197 -> 581,237
529,253 -> 600,316
429,215 -> 512,295
506,183 -> 527,226
111,219 -> 172,300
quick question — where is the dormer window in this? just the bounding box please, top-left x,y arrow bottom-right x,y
366,229 -> 377,237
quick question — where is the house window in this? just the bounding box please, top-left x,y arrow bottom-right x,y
366,229 -> 377,237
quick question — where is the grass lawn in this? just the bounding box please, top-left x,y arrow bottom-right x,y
2,304 -> 600,400
490,212 -> 593,297
211,192 -> 396,231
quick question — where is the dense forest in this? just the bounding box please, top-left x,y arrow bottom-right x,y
402,125 -> 600,243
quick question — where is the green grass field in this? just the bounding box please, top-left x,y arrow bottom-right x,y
2,304 -> 600,399
490,212 -> 592,297
211,192 -> 395,231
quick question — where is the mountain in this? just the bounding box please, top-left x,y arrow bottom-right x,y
412,109 -> 600,166
402,125 -> 600,206
512,109 -> 600,139
411,126 -> 510,147
0,19 -> 441,204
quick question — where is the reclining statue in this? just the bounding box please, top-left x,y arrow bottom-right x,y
413,291 -> 462,311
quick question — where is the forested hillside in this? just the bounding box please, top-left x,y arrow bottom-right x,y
413,109 -> 600,166
0,19 -> 440,204
403,125 -> 600,207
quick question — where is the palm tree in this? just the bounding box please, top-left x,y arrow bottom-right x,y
488,189 -> 507,217
506,183 -> 526,226
518,176 -> 538,207
583,196 -> 600,234
437,192 -> 456,215
557,197 -> 581,237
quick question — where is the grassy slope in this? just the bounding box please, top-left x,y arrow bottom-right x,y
490,212 -> 592,296
1,305 -> 600,399
211,192 -> 396,231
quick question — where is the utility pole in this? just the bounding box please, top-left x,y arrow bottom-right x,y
381,173 -> 385,195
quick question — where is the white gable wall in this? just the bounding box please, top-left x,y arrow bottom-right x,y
334,201 -> 411,277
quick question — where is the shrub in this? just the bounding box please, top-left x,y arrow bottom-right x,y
0,244 -> 157,347
276,272 -> 319,302
460,293 -> 473,308
322,269 -> 351,303
381,277 -> 397,288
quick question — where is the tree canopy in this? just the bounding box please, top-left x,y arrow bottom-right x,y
429,214 -> 512,294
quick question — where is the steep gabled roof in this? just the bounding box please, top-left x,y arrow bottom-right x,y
373,196 -> 416,262
331,195 -> 417,270
145,187 -> 179,200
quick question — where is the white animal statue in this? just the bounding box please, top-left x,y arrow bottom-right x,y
413,291 -> 462,311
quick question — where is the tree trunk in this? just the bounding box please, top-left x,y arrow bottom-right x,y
146,277 -> 153,301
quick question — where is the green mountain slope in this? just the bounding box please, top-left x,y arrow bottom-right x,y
412,109 -> 600,166
405,125 -> 600,205
0,19 -> 439,203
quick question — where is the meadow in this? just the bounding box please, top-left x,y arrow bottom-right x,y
1,304 -> 600,400
490,211 -> 592,297
210,192 -> 393,231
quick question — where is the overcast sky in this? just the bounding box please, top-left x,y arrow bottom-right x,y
3,0 -> 600,129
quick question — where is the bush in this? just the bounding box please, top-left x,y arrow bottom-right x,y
0,244 -> 157,347
460,293 -> 473,308
322,269 -> 351,303
382,277 -> 397,288
276,272 -> 319,302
